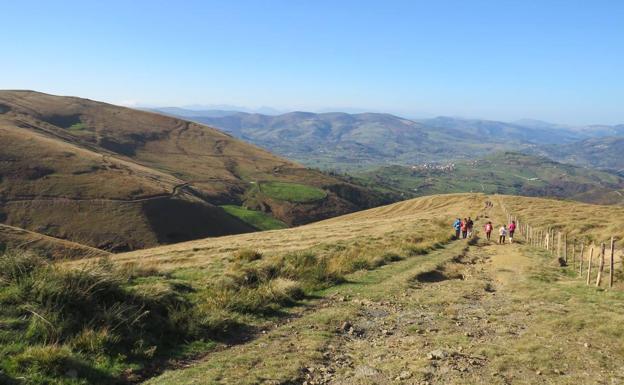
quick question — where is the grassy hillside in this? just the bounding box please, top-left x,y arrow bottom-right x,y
535,136 -> 624,173
219,205 -> 287,230
257,181 -> 327,203
2,194 -> 481,384
356,152 -> 624,205
498,195 -> 624,244
0,91 -> 391,251
0,224 -> 110,260
5,193 -> 624,384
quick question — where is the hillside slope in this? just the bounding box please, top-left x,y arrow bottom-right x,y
158,110 -> 609,170
0,223 -> 110,260
535,136 -> 624,173
0,224 -> 109,260
0,91 -> 387,251
356,152 -> 624,205
158,110 -> 533,169
41,193 -> 624,385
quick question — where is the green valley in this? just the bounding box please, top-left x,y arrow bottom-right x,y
355,152 -> 624,205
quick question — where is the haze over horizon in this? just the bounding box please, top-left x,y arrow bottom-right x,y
2,0 -> 623,125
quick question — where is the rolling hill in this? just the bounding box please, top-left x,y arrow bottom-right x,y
156,108 -> 624,173
534,136 -> 624,173
155,109 -> 605,169
355,152 -> 624,205
5,193 -> 623,384
154,110 -> 540,169
0,223 -> 109,260
0,91 -> 389,252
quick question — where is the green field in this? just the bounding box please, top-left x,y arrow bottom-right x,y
220,205 -> 288,230
355,152 -> 624,205
67,122 -> 87,131
258,181 -> 327,203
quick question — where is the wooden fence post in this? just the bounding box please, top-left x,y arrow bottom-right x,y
546,229 -> 549,251
547,230 -> 551,251
596,243 -> 606,287
609,237 -> 615,288
554,231 -> 557,254
572,240 -> 576,270
578,243 -> 584,277
586,246 -> 594,285
564,233 -> 568,264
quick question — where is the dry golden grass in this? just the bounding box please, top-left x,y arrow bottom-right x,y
497,195 -> 624,263
103,193 -> 486,272
0,224 -> 109,260
0,90 -> 386,251
143,197 -> 624,385
12,193 -> 624,384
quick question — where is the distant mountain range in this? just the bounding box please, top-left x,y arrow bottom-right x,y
532,136 -> 624,174
153,107 -> 624,171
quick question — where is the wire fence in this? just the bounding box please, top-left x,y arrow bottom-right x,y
499,202 -> 622,289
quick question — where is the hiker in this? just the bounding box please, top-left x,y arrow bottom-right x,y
499,225 -> 507,244
508,220 -> 516,243
461,218 -> 468,239
484,221 -> 493,241
453,218 -> 461,239
466,217 -> 474,238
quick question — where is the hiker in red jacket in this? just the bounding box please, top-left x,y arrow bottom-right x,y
461,218 -> 468,239
484,221 -> 493,241
508,220 -> 517,243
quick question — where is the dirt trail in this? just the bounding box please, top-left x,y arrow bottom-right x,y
145,200 -> 624,385
483,243 -> 533,287
0,182 -> 191,204
303,239 -> 516,385
297,240 -> 622,385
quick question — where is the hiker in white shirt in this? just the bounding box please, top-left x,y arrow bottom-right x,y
499,225 -> 507,244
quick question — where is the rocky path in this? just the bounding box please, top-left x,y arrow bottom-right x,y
147,223 -> 624,385
301,239 -> 624,385
303,240 -> 505,385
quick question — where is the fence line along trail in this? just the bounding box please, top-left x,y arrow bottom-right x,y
97,193 -> 624,385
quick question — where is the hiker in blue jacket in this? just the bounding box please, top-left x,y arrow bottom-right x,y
453,218 -> 461,239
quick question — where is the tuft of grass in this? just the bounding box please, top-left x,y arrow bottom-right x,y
234,249 -> 263,262
220,205 -> 288,230
0,250 -> 220,384
258,182 -> 327,203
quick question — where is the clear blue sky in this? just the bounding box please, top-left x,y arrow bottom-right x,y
2,0 -> 623,124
